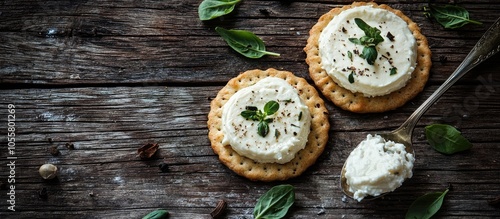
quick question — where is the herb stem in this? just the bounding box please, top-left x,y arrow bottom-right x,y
444,13 -> 482,25
261,51 -> 281,57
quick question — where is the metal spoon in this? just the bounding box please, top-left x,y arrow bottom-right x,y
341,17 -> 500,201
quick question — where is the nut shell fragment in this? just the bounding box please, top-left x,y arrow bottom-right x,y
39,164 -> 58,180
137,143 -> 159,159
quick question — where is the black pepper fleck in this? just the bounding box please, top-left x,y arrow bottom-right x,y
386,32 -> 395,41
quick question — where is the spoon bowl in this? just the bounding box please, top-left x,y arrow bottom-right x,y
341,17 -> 500,201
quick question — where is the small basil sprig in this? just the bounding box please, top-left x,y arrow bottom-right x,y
142,209 -> 169,219
348,18 -> 384,65
215,27 -> 280,59
405,188 -> 449,219
423,5 -> 482,29
425,124 -> 472,154
198,0 -> 241,21
253,184 -> 295,219
241,100 -> 279,137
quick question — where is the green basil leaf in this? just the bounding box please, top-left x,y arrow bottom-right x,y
349,18 -> 383,65
241,101 -> 280,137
142,209 -> 169,219
241,110 -> 258,120
348,71 -> 355,83
362,46 -> 378,65
246,106 -> 258,111
390,67 -> 397,75
373,31 -> 384,45
347,51 -> 353,61
354,18 -> 371,35
360,36 -> 373,45
405,189 -> 449,219
263,100 -> 279,115
198,0 -> 241,21
348,38 -> 362,45
425,124 -> 472,154
354,18 -> 384,45
425,5 -> 482,29
257,121 -> 269,137
215,27 -> 280,59
254,184 -> 295,219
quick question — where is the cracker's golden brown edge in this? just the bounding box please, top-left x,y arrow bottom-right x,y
304,2 -> 432,113
207,68 -> 330,181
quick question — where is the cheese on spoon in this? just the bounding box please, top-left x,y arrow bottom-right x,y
345,134 -> 415,201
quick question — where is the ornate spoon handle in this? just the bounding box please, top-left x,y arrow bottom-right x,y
399,17 -> 500,135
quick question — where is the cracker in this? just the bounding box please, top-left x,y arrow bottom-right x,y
207,68 -> 330,181
304,2 -> 432,113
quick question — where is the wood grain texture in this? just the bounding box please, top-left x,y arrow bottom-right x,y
0,0 -> 500,218
1,0 -> 499,85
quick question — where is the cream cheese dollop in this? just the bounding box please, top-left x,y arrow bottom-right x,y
345,134 -> 415,201
319,5 -> 417,97
221,77 -> 311,164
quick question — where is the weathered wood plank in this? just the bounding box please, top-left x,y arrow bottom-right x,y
0,0 -> 499,85
0,83 -> 499,218
1,0 -> 500,218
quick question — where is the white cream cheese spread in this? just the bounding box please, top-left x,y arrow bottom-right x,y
345,134 -> 415,201
319,5 -> 417,97
221,77 -> 311,164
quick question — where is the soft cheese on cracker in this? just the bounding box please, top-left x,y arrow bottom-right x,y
305,2 -> 431,113
319,5 -> 417,97
207,69 -> 329,181
221,77 -> 311,164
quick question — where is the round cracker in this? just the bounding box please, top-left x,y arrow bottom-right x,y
207,68 -> 330,181
304,2 -> 432,113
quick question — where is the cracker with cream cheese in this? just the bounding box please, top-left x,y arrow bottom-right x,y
304,2 -> 432,113
207,68 -> 330,181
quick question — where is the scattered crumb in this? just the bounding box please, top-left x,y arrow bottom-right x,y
342,195 -> 348,203
316,205 -> 326,215
49,146 -> 60,156
65,142 -> 74,150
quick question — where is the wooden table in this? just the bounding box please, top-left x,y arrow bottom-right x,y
1,0 -> 499,218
